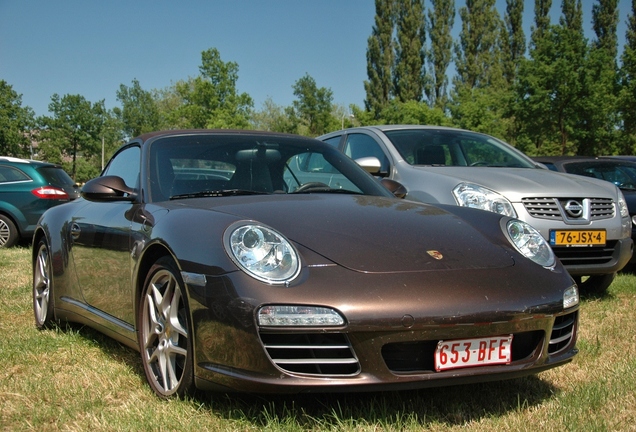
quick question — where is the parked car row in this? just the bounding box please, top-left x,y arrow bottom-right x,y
16,125 -> 633,397
31,129 -> 580,397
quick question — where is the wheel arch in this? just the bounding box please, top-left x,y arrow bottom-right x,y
134,242 -> 179,318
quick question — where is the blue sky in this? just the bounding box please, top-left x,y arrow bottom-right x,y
0,1 -> 632,119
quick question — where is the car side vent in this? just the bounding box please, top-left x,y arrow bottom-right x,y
589,198 -> 614,220
259,333 -> 360,376
549,311 -> 578,354
522,198 -> 562,220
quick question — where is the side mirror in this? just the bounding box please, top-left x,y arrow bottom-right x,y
355,156 -> 382,175
380,179 -> 408,199
81,176 -> 137,202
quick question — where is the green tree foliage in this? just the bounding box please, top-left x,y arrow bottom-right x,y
37,94 -> 107,181
393,0 -> 426,103
453,0 -> 503,90
378,100 -> 450,126
250,97 -> 294,132
115,78 -> 160,139
502,0 -> 526,86
0,81 -> 35,157
426,0 -> 455,109
618,0 -> 636,154
450,0 -> 507,135
287,74 -> 335,136
364,0 -> 395,118
516,0 -> 588,155
169,48 -> 253,129
578,0 -> 619,156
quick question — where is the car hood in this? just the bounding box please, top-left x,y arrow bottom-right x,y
413,166 -> 618,201
174,194 -> 515,273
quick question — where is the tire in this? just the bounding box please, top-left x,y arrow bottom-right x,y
574,273 -> 616,294
0,214 -> 19,248
138,257 -> 194,398
33,238 -> 55,328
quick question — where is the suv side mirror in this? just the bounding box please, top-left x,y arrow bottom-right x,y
355,156 -> 382,175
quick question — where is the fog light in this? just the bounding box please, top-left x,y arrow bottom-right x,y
563,285 -> 579,309
258,305 -> 345,326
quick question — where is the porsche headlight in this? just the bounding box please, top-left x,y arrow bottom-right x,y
505,219 -> 556,268
453,183 -> 517,217
224,222 -> 300,284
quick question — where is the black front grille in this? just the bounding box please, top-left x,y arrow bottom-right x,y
259,333 -> 360,376
549,311 -> 578,354
381,331 -> 544,374
552,241 -> 618,266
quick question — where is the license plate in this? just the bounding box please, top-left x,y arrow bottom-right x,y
434,335 -> 513,372
550,230 -> 606,246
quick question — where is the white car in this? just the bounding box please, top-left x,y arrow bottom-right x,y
318,125 -> 633,293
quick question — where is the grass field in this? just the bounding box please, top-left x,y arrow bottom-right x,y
1,246 -> 635,431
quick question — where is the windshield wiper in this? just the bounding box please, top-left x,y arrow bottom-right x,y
292,188 -> 363,195
170,189 -> 269,199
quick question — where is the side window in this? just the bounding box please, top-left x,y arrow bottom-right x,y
322,136 -> 341,147
103,146 -> 140,189
0,165 -> 31,183
344,134 -> 390,172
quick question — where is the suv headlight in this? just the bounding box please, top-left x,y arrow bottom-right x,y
505,219 -> 556,268
453,183 -> 517,217
618,190 -> 629,218
224,221 -> 300,284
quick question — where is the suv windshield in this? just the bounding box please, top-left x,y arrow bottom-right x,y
384,129 -> 536,168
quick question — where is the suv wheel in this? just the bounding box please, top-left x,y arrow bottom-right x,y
0,215 -> 19,248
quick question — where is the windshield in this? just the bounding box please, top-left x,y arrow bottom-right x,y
383,129 -> 536,168
148,134 -> 391,202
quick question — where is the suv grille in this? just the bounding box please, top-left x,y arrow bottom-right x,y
259,333 -> 360,376
548,311 -> 578,354
522,197 -> 614,221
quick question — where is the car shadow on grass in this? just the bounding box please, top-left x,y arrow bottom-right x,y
197,376 -> 557,428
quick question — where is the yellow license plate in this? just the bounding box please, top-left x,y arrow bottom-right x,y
550,230 -> 606,246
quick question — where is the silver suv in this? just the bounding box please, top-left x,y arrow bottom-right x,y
318,125 -> 633,292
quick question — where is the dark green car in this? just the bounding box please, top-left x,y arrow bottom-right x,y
0,157 -> 79,247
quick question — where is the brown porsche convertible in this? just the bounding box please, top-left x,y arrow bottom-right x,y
32,130 -> 579,397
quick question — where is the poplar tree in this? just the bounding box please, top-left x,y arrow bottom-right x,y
501,0 -> 526,86
516,0 -> 587,155
451,0 -> 506,135
393,0 -> 426,103
426,0 -> 455,109
364,0 -> 395,118
618,0 -> 636,154
578,0 -> 619,156
453,0 -> 503,90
